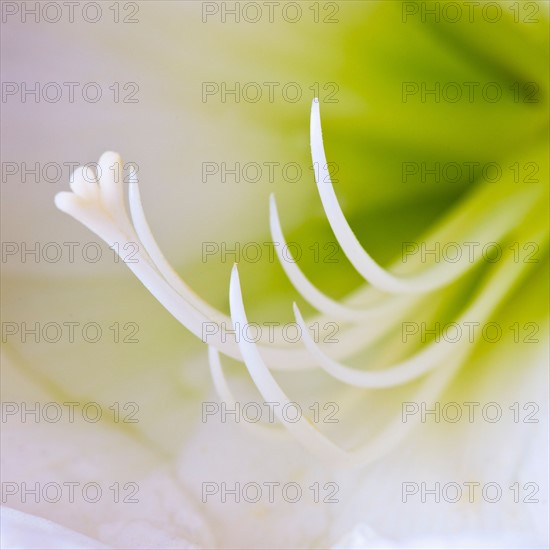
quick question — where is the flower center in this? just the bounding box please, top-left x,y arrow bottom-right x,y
55,100 -> 545,466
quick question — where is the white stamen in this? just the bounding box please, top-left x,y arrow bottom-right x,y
294,245 -> 535,389
207,346 -> 288,440
310,99 -> 535,294
269,193 -> 417,320
229,264 -> 349,462
56,158 -> 329,371
54,99 -> 543,466
128,178 -> 228,323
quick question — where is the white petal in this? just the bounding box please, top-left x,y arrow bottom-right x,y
0,507 -> 110,550
332,524 -> 546,550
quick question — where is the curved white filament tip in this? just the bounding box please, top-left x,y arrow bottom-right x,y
229,264 -> 349,462
311,100 -> 420,293
269,193 -> 414,321
310,100 -> 498,294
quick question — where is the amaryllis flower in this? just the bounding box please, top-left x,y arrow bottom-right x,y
2,1 -> 548,548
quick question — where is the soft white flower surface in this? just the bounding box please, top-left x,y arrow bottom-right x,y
1,507 -> 110,550
2,1 -> 548,548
